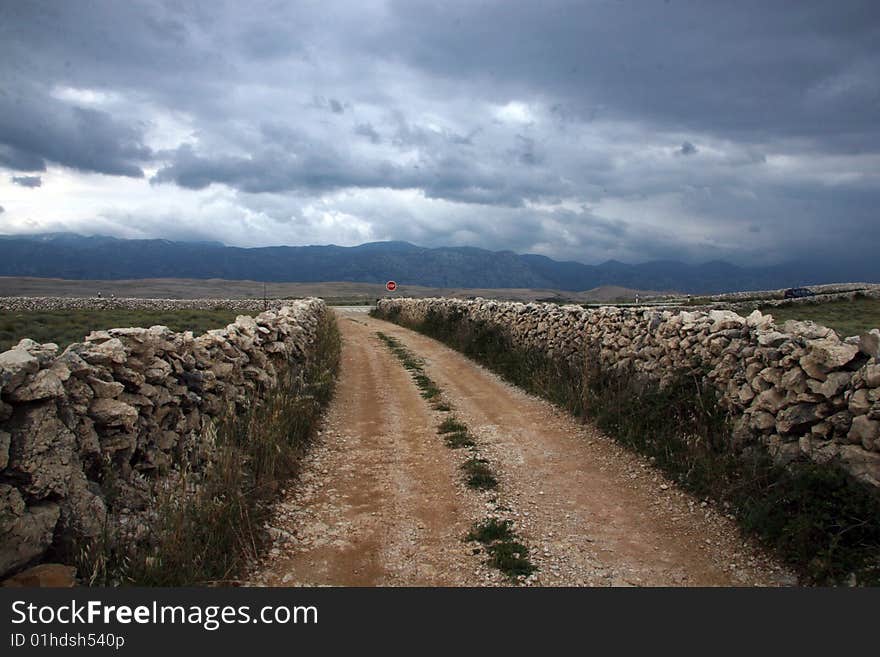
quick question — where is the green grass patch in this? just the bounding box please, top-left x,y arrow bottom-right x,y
461,456 -> 498,490
466,518 -> 515,543
466,518 -> 535,579
758,296 -> 880,338
438,417 -> 468,434
0,308 -> 240,352
486,541 -> 536,579
78,311 -> 341,586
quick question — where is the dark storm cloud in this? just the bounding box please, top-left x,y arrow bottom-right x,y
0,0 -> 878,268
151,139 -> 568,207
0,144 -> 47,172
0,86 -> 151,177
11,175 -> 42,188
679,142 -> 698,156
382,0 -> 880,151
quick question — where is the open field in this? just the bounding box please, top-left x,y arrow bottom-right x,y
0,308 -> 239,352
759,297 -> 880,337
0,276 -> 666,304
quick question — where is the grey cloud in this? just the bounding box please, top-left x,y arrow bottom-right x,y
11,175 -> 42,188
381,1 -> 880,151
0,86 -> 151,177
0,144 -> 46,172
354,123 -> 381,144
0,206 -> 4,214
679,141 -> 698,156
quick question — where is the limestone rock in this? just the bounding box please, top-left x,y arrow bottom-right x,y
89,398 -> 138,429
0,348 -> 39,391
799,338 -> 859,380
848,415 -> 880,451
0,486 -> 60,576
858,331 -> 879,359
2,563 -> 77,588
9,369 -> 65,401
861,363 -> 880,388
0,430 -> 9,469
78,338 -> 127,366
87,377 -> 125,399
5,402 -> 77,498
783,320 -> 834,340
839,445 -> 880,486
806,371 -> 853,398
776,403 -> 821,435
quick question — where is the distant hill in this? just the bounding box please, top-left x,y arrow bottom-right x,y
0,233 -> 877,294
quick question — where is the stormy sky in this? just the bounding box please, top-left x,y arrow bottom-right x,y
0,0 -> 878,266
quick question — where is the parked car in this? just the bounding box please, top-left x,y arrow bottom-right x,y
783,287 -> 815,299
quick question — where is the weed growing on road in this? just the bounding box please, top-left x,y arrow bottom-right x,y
438,417 -> 468,434
461,456 -> 498,490
465,518 -> 536,579
467,518 -> 515,542
486,540 -> 536,578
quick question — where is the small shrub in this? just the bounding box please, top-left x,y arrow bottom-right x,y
486,541 -> 536,578
444,431 -> 475,449
438,417 -> 468,434
462,457 -> 498,490
466,518 -> 515,543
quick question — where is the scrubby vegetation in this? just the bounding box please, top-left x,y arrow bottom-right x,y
377,308 -> 880,585
80,312 -> 341,586
758,296 -> 880,338
0,308 -> 240,352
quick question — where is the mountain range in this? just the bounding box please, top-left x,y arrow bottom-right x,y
0,233 -> 877,295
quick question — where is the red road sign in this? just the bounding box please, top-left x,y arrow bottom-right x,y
386,280 -> 397,292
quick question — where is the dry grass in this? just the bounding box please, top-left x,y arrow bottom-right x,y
0,308 -> 239,352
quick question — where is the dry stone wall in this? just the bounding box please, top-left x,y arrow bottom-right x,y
0,297 -> 303,313
377,298 -> 880,488
0,299 -> 327,579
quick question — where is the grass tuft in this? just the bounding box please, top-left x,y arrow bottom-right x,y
465,518 -> 536,579
444,431 -> 475,449
462,457 -> 498,490
438,417 -> 468,434
486,541 -> 536,579
466,518 -> 515,543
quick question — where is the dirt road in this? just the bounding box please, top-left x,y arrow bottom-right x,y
248,309 -> 795,586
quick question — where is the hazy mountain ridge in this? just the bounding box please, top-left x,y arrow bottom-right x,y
0,233 -> 877,294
